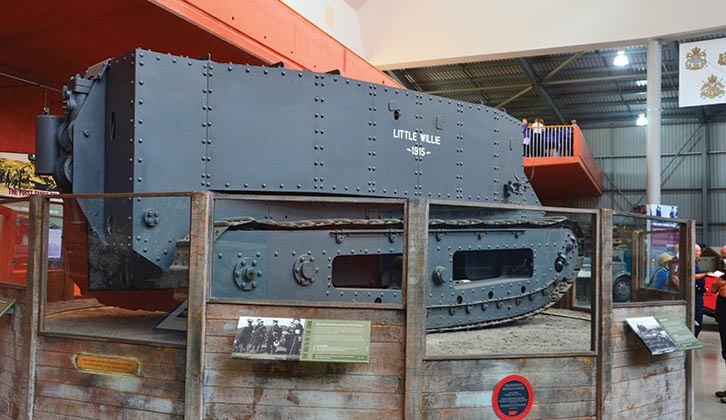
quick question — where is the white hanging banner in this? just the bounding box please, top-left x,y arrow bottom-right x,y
679,37 -> 726,107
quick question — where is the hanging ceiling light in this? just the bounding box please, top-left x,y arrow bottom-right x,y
613,50 -> 629,67
636,113 -> 648,126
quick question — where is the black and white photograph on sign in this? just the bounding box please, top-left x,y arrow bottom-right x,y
232,316 -> 306,360
626,316 -> 678,355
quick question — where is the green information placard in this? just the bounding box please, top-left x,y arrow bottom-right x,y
300,320 -> 371,363
655,315 -> 703,351
0,298 -> 15,317
231,317 -> 371,363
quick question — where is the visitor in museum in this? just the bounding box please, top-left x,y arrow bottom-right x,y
652,253 -> 674,290
694,244 -> 706,337
712,246 -> 726,401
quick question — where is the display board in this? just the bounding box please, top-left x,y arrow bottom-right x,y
626,315 -> 702,355
231,317 -> 371,363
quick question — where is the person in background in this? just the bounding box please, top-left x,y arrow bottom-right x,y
694,244 -> 707,337
712,246 -> 726,402
522,118 -> 531,156
567,119 -> 578,156
668,244 -> 680,291
531,117 -> 544,156
652,253 -> 674,290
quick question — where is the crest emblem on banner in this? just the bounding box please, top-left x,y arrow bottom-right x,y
680,38 -> 726,107
701,75 -> 725,99
685,47 -> 707,70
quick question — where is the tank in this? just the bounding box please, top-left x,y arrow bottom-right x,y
35,49 -> 579,331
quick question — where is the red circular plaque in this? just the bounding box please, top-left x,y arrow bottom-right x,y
492,375 -> 533,420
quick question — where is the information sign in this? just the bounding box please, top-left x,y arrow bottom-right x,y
231,316 -> 371,363
492,375 -> 533,420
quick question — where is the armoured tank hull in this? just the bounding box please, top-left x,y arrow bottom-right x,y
35,49 -> 579,330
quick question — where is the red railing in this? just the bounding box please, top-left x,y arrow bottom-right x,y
522,124 -> 603,198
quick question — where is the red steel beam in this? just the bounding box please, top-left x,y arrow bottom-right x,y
150,0 -> 398,85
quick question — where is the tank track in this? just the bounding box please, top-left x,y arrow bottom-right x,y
168,215 -> 580,331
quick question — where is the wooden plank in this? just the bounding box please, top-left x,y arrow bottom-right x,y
204,387 -> 402,409
203,368 -> 403,393
423,357 -> 596,376
0,382 -> 15,400
186,192 -> 210,420
23,195 -> 46,420
204,352 -> 404,376
611,348 -> 683,369
611,354 -> 685,383
423,402 -> 596,420
609,395 -> 685,420
0,335 -> 25,355
0,372 -> 16,393
0,397 -> 18,419
37,335 -> 187,364
36,366 -> 185,400
611,305 -> 686,323
206,303 -> 405,326
609,371 -> 685,412
423,386 -> 595,409
597,208 -> 612,420
33,412 -> 98,420
405,198 -> 427,420
203,403 -> 401,420
35,382 -> 183,416
0,353 -> 18,374
0,287 -> 26,303
37,349 -> 185,382
610,315 -> 687,336
423,370 -> 596,393
34,395 -> 181,420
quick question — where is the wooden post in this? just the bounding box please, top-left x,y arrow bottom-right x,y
185,192 -> 212,419
684,220 -> 695,420
597,208 -> 613,419
404,199 -> 428,419
22,195 -> 47,420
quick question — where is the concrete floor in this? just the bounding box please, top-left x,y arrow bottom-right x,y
694,319 -> 726,419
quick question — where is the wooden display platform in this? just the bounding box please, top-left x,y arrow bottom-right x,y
0,195 -> 695,419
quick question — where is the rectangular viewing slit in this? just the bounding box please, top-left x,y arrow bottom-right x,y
453,249 -> 533,282
332,254 -> 403,289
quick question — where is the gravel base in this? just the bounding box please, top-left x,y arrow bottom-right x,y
426,308 -> 592,357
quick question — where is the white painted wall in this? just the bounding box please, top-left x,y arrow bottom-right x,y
281,0 -> 366,56
283,0 -> 726,69
356,0 -> 726,69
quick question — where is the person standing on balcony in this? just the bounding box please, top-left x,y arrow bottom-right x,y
531,117 -> 544,156
568,119 -> 578,156
522,118 -> 531,157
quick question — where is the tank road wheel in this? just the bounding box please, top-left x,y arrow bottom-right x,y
613,276 -> 632,303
